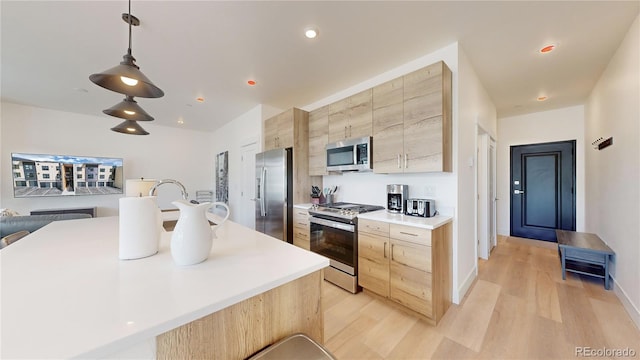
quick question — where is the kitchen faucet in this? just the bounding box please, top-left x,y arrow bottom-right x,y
148,179 -> 188,200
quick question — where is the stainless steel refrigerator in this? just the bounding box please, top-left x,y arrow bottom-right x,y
255,148 -> 293,243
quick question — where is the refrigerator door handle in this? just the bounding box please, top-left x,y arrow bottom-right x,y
282,202 -> 287,243
260,167 -> 267,216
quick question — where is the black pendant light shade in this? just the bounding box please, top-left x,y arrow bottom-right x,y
89,0 -> 164,98
103,95 -> 154,121
111,119 -> 150,135
90,52 -> 164,98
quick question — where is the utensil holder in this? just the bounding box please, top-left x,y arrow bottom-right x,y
324,194 -> 333,205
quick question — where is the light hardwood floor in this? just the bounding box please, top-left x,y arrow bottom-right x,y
322,235 -> 640,359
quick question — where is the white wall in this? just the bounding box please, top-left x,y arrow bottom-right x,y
458,46 -> 498,296
209,105 -> 264,225
585,15 -> 639,328
0,102 -> 213,216
496,106 -> 586,236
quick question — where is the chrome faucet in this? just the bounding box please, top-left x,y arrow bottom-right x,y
148,179 -> 188,200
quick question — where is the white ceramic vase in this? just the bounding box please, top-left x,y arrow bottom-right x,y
170,200 -> 230,266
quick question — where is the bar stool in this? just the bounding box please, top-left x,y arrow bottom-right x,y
247,333 -> 337,360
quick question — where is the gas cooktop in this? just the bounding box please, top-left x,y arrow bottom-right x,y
308,202 -> 384,222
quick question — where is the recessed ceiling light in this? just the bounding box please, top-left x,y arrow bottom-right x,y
247,80 -> 256,86
539,44 -> 556,54
178,119 -> 184,124
304,27 -> 318,39
196,97 -> 205,103
537,96 -> 548,101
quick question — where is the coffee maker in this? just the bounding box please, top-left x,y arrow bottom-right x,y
387,184 -> 408,213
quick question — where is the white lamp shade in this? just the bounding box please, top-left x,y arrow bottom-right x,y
126,178 -> 157,197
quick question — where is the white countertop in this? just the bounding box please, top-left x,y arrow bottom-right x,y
0,215 -> 329,359
293,203 -> 313,210
357,210 -> 453,229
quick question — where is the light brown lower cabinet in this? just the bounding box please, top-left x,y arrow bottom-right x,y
293,208 -> 310,250
358,218 -> 451,324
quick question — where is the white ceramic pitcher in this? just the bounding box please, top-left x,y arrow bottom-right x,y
170,200 -> 230,266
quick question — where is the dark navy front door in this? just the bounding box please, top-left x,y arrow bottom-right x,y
510,141 -> 576,242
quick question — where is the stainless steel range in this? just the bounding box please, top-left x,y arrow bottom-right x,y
308,202 -> 384,293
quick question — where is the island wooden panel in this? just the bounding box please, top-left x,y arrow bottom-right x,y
157,270 -> 323,360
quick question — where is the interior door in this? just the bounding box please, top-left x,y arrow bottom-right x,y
510,140 -> 576,241
489,138 -> 497,249
240,142 -> 257,229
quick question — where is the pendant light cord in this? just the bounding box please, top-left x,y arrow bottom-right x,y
127,0 -> 132,56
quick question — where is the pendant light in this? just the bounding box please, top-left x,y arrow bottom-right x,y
103,96 -> 154,121
111,120 -> 150,135
89,0 -> 164,98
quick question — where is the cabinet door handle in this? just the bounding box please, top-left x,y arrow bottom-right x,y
399,231 -> 418,237
384,242 -> 387,258
349,125 -> 352,137
391,244 -> 395,260
397,154 -> 401,169
404,153 -> 408,168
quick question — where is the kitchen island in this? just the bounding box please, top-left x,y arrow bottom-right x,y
0,215 -> 329,359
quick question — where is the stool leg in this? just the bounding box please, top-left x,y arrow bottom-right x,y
561,248 -> 566,280
604,256 -> 611,290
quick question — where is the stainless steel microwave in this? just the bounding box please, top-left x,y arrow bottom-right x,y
326,136 -> 372,172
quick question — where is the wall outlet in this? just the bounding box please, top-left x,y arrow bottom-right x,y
425,186 -> 436,197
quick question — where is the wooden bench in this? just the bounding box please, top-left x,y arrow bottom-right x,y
556,230 -> 615,290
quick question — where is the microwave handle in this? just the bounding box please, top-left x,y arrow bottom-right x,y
353,145 -> 358,166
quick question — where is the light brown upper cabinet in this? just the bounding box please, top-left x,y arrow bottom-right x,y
264,109 -> 296,151
262,108 -> 311,204
308,105 -> 329,176
373,61 -> 452,173
328,89 -> 373,143
373,77 -> 404,173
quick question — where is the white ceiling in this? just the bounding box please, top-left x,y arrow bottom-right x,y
2,1 -> 638,132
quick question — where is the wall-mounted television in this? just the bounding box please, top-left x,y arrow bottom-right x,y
11,153 -> 123,197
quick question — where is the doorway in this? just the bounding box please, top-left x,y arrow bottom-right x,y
477,131 -> 497,259
510,140 -> 576,242
239,140 -> 258,229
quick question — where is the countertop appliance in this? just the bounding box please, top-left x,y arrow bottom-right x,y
308,202 -> 384,293
326,136 -> 372,172
255,148 -> 293,243
405,198 -> 437,217
387,184 -> 408,214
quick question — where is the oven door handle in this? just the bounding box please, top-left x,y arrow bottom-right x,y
309,217 -> 355,232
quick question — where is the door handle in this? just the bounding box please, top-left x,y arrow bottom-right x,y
514,190 -> 524,195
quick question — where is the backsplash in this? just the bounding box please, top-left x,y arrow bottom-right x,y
321,171 -> 456,216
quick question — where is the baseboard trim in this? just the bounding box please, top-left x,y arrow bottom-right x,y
613,277 -> 640,331
455,266 -> 477,305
